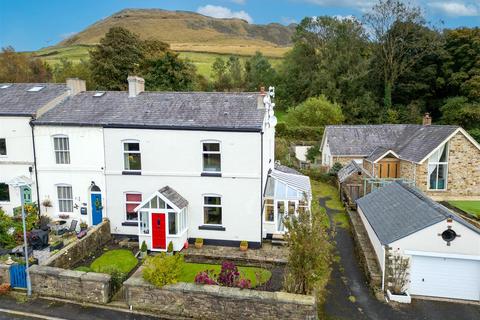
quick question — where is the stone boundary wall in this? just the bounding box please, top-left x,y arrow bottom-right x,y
44,219 -> 111,269
0,264 -> 10,284
347,209 -> 382,290
124,277 -> 317,320
29,265 -> 111,304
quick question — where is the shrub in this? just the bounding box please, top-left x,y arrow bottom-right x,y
194,270 -> 218,285
285,96 -> 344,127
329,162 -> 343,176
140,241 -> 148,253
240,240 -> 248,247
143,253 -> 184,287
167,241 -> 174,253
195,238 -> 203,245
100,266 -> 127,293
218,261 -> 240,287
275,123 -> 325,141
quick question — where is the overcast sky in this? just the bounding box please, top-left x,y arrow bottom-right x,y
1,0 -> 479,51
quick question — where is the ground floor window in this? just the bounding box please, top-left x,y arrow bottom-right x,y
168,211 -> 177,234
428,163 -> 448,190
264,199 -> 274,222
126,193 -> 142,221
0,183 -> 9,202
204,196 -> 222,225
57,185 -> 73,212
139,211 -> 149,234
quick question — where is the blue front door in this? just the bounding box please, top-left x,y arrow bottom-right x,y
91,193 -> 103,225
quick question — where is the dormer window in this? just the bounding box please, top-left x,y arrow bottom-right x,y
428,143 -> 448,190
27,86 -> 44,92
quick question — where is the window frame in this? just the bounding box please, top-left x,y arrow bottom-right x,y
125,192 -> 142,222
427,143 -> 449,191
53,135 -> 70,164
122,140 -> 142,172
203,194 -> 223,226
0,138 -> 6,156
0,183 -> 10,202
264,198 -> 275,223
201,140 -> 222,175
57,184 -> 73,213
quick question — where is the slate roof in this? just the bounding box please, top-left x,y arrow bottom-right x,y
0,83 -> 68,116
338,160 -> 372,183
274,162 -> 303,175
159,186 -> 188,210
323,125 -> 459,163
356,181 -> 480,245
365,147 -> 393,163
34,91 -> 266,131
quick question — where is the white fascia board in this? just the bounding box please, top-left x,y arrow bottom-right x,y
133,191 -> 181,213
404,250 -> 480,261
373,150 -> 400,163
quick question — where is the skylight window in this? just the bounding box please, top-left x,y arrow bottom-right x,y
93,91 -> 105,97
27,86 -> 44,92
0,84 -> 12,89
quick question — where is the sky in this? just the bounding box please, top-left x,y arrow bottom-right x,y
0,0 -> 479,51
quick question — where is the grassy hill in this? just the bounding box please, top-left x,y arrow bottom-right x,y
32,8 -> 293,78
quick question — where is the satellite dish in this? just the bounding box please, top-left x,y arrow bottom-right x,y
269,116 -> 278,127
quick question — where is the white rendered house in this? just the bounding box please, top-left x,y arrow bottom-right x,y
32,77 -> 310,251
0,82 -> 75,214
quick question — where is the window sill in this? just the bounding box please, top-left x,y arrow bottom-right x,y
122,171 -> 141,176
198,225 -> 226,231
122,221 -> 139,227
201,172 -> 222,177
264,221 -> 275,224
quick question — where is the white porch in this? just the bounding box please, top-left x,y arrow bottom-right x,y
135,186 -> 188,252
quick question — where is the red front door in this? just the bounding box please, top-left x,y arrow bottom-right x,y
152,213 -> 166,250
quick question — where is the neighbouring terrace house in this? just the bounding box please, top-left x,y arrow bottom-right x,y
31,76 -> 311,251
0,81 -> 79,214
320,115 -> 480,201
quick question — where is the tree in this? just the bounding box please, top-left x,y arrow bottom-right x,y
244,52 -> 277,91
89,27 -> 145,90
52,58 -> 94,89
285,96 -> 344,127
440,97 -> 480,130
211,56 -> 245,91
364,0 -> 439,109
211,57 -> 231,91
141,51 -> 197,91
0,46 -> 52,83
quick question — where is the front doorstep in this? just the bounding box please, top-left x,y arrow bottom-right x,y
387,289 -> 411,304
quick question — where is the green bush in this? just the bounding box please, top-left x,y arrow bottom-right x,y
276,123 -> 325,140
285,96 -> 344,127
141,241 -> 148,253
143,253 -> 184,288
167,241 -> 174,253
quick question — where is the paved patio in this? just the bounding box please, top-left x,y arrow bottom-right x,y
183,242 -> 288,267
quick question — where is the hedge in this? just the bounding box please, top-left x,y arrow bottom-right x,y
276,123 -> 325,141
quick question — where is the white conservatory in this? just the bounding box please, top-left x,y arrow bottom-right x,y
263,165 -> 312,237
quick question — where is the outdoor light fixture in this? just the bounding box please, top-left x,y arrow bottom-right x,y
7,175 -> 34,296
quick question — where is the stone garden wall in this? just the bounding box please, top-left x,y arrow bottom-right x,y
0,264 -> 9,284
124,276 -> 317,320
44,219 -> 111,269
29,265 -> 111,304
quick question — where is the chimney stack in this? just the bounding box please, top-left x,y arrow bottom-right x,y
66,78 -> 86,95
127,76 -> 145,98
423,113 -> 432,126
257,86 -> 267,109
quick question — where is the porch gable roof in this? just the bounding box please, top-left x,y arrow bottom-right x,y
134,186 -> 188,212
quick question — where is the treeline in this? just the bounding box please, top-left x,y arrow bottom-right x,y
0,0 -> 478,140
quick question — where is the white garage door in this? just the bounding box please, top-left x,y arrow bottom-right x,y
410,255 -> 480,301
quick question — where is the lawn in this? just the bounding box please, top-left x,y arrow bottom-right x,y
449,201 -> 480,218
179,263 -> 271,288
75,249 -> 138,274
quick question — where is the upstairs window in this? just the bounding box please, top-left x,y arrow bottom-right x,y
0,183 -> 10,202
123,142 -> 141,171
204,196 -> 222,225
428,143 -> 448,190
54,136 -> 70,164
125,193 -> 142,221
57,185 -> 73,212
0,139 -> 6,156
202,142 -> 221,173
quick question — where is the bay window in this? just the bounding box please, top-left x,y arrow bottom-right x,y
428,143 -> 448,190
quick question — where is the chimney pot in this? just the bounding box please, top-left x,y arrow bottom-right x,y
423,113 -> 432,126
260,86 -> 265,95
127,76 -> 145,98
66,78 -> 86,95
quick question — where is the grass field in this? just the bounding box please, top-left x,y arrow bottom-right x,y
449,201 -> 480,218
32,45 -> 285,80
179,263 -> 271,287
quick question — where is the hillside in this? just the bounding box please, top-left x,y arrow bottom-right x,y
55,8 -> 295,57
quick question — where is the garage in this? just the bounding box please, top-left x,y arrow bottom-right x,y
356,182 -> 480,302
409,254 -> 480,301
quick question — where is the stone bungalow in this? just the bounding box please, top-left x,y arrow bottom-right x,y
320,115 -> 480,201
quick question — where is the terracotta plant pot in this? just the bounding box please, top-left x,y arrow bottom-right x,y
195,243 -> 203,249
240,245 -> 248,252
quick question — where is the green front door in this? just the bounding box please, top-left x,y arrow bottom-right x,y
22,187 -> 32,204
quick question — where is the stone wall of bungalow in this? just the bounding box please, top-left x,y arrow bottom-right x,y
416,132 -> 480,200
333,156 -> 364,167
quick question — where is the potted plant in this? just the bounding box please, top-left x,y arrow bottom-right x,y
58,214 -> 70,220
239,240 -> 248,252
195,238 -> 203,249
41,199 -> 52,213
49,240 -> 64,252
167,241 -> 174,256
80,220 -> 88,231
140,240 -> 148,258
385,248 -> 411,303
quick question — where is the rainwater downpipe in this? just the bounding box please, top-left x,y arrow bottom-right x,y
381,245 -> 386,291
